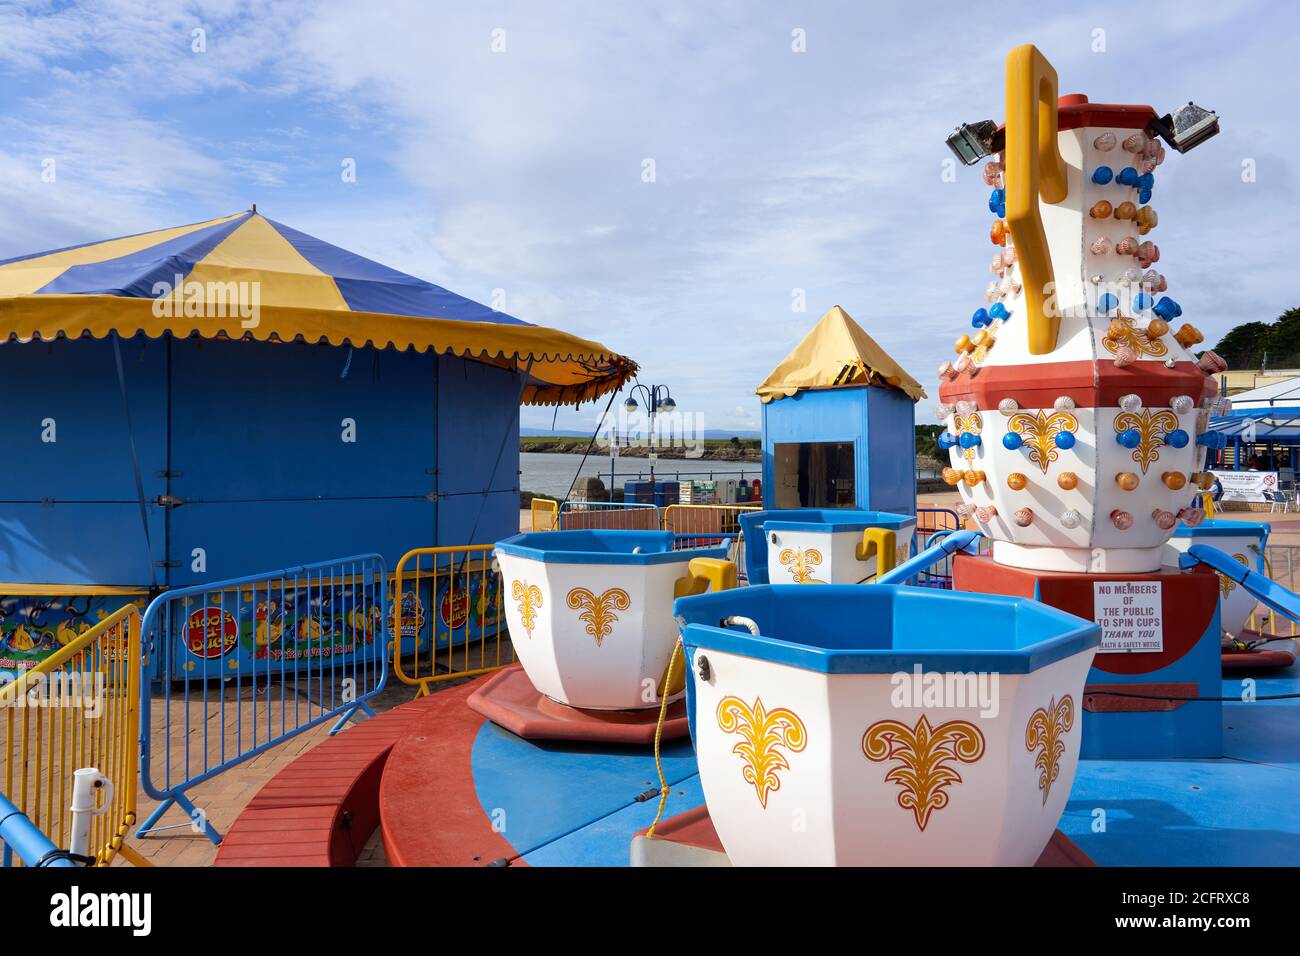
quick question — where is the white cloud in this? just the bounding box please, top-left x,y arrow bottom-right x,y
0,0 -> 1297,433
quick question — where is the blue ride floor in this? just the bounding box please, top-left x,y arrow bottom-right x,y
471,660 -> 1300,866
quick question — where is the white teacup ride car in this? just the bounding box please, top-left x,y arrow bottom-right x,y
495,530 -> 735,710
672,550 -> 1101,866
738,509 -> 917,585
1163,520 -> 1268,642
1164,519 -> 1299,669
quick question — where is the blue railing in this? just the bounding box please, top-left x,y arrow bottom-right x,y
137,554 -> 388,845
0,794 -> 77,867
878,530 -> 984,587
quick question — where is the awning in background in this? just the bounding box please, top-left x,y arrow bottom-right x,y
755,305 -> 926,403
0,210 -> 636,406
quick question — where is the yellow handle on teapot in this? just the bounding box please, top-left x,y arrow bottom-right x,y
673,557 -> 737,599
1005,44 -> 1068,355
663,557 -> 737,699
856,528 -> 898,581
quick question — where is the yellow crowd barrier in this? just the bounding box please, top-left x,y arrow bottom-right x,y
661,503 -> 758,578
0,605 -> 147,867
392,545 -> 514,697
529,498 -> 559,531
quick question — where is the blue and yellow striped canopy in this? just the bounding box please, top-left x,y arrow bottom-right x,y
0,210 -> 635,405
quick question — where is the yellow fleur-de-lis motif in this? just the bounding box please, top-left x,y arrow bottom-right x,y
1025,695 -> 1075,805
1217,553 -> 1249,597
778,547 -> 824,584
716,696 -> 808,809
862,715 -> 986,831
565,586 -> 631,647
1101,313 -> 1167,358
511,581 -> 542,639
953,411 -> 984,463
1114,408 -> 1179,473
1006,410 -> 1080,474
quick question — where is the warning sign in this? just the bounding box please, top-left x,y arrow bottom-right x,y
1093,581 -> 1164,653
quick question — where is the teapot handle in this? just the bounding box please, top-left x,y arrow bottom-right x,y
1005,44 -> 1069,355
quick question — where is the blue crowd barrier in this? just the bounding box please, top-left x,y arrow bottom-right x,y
136,554 -> 388,845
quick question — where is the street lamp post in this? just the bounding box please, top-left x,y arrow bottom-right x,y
623,383 -> 676,495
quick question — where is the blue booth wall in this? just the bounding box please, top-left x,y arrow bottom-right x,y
0,337 -> 522,588
760,385 -> 916,516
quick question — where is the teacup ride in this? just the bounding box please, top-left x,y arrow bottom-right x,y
1165,520 -> 1297,670
473,530 -> 736,743
739,509 -> 916,586
666,575 -> 1100,866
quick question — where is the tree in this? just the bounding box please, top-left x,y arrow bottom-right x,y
915,424 -> 944,460
1213,307 -> 1300,369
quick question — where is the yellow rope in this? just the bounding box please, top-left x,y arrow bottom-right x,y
646,639 -> 683,839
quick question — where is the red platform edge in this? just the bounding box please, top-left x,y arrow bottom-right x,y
1224,633 -> 1297,672
214,679 -> 482,867
380,684 -> 519,867
635,805 -> 1095,867
465,663 -> 690,744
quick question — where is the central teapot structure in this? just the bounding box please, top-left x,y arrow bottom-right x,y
936,47 -> 1227,574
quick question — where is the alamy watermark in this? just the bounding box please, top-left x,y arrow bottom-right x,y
151,273 -> 261,329
595,406 -> 706,458
890,664 -> 1000,718
0,670 -> 107,717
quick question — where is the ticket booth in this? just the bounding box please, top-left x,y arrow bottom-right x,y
756,306 -> 924,516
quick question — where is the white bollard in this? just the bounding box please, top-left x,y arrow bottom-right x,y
69,767 -> 114,860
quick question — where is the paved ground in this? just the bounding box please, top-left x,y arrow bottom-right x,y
120,676 -> 470,867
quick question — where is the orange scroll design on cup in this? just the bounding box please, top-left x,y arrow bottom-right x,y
565,586 -> 631,647
511,581 -> 542,639
863,715 -> 986,831
779,547 -> 825,584
1217,553 -> 1250,597
1025,695 -> 1075,805
716,696 -> 808,809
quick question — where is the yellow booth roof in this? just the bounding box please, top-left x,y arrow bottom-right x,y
0,211 -> 636,407
755,305 -> 926,403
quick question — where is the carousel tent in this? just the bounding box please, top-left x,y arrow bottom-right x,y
0,210 -> 635,587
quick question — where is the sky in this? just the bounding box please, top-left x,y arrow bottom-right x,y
1,0 -> 1297,434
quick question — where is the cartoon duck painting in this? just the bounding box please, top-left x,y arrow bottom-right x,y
349,604 -> 378,642
296,614 -> 322,641
55,596 -> 92,647
9,623 -> 35,652
254,602 -> 282,658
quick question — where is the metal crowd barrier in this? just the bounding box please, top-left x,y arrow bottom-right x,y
137,554 -> 388,845
911,508 -> 993,589
557,500 -> 660,531
529,498 -> 559,531
0,604 -> 145,866
392,545 -> 513,696
663,503 -> 758,581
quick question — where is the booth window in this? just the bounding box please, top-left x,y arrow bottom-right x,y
773,442 -> 856,508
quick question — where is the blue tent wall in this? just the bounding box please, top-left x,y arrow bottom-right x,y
167,338 -> 440,585
435,353 -> 521,547
760,385 -> 915,516
0,336 -> 523,588
0,337 -> 166,585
